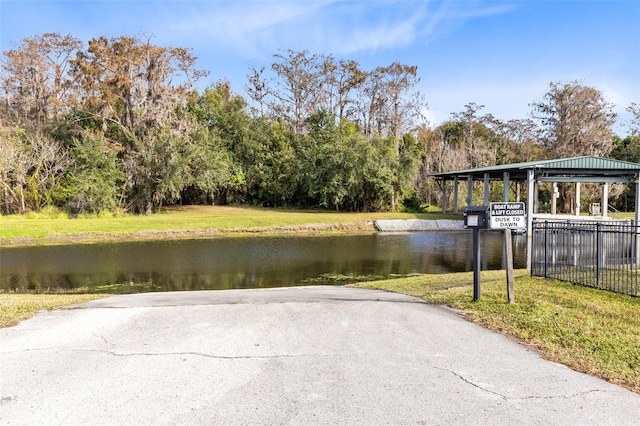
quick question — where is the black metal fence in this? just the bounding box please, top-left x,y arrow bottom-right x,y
531,219 -> 640,297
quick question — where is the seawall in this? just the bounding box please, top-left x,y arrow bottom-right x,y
374,219 -> 465,232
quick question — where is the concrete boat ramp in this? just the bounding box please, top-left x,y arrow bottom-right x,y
374,219 -> 465,232
2,287 -> 639,425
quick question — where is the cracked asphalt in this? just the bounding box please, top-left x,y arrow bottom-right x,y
1,286 -> 639,425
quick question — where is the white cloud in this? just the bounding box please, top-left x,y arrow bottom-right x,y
166,1 -> 331,57
0,0 -> 519,56
164,1 -> 515,58
326,11 -> 424,54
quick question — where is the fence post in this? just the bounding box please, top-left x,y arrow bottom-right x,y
596,222 -> 602,288
543,221 -> 549,278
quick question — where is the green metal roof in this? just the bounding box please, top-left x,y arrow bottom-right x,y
527,156 -> 640,170
432,156 -> 640,182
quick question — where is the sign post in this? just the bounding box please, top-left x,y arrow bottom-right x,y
472,227 -> 481,301
463,206 -> 489,302
489,202 -> 526,304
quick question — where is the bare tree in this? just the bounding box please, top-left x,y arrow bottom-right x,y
628,102 -> 640,136
354,62 -> 422,140
0,127 -> 29,213
247,52 -> 423,140
381,62 -> 421,139
270,49 -> 328,134
0,126 -> 69,213
415,124 -> 468,209
245,66 -> 270,116
530,81 -> 617,212
72,34 -> 207,140
1,33 -> 82,129
449,103 -> 498,168
530,81 -> 617,158
329,59 -> 367,122
499,118 -> 543,162
357,65 -> 385,138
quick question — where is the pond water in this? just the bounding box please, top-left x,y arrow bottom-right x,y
0,231 -> 527,294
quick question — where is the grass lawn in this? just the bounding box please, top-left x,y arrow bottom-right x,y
350,271 -> 640,393
0,293 -> 107,328
0,205 -> 455,244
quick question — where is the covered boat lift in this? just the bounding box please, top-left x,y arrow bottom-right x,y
430,156 -> 640,267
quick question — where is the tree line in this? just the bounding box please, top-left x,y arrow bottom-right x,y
1,33 -> 639,215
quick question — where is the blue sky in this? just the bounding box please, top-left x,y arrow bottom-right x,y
1,0 -> 639,135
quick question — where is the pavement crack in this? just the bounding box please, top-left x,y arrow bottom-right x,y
436,366 -> 607,402
446,369 -> 509,400
2,347 -> 307,361
0,396 -> 15,404
519,389 -> 607,400
92,333 -> 111,346
103,350 -> 306,360
1,347 -> 59,355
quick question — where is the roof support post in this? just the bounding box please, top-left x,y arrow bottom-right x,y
483,173 -> 490,205
441,179 -> 447,214
503,172 -> 510,202
526,169 -> 535,269
602,183 -> 609,218
634,173 -> 640,265
453,176 -> 459,214
575,183 -> 581,216
467,176 -> 473,206
551,182 -> 557,215
636,172 -> 640,224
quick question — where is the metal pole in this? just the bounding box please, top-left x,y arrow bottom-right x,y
473,227 -> 481,301
526,169 -> 535,269
603,183 -> 609,218
634,172 -> 640,265
503,172 -> 510,202
442,179 -> 447,214
453,177 -> 459,214
483,173 -> 490,206
596,222 -> 602,288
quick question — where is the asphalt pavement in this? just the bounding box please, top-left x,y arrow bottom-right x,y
1,286 -> 639,425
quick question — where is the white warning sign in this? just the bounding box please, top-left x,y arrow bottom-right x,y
489,202 -> 526,230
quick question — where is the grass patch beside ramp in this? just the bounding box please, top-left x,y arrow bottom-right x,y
0,294 -> 108,328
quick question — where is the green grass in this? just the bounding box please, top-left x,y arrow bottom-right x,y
609,212 -> 636,220
0,293 -> 108,328
0,205 -> 457,245
350,271 -> 640,393
541,265 -> 640,297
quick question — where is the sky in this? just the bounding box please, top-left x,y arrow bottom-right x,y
1,0 -> 639,136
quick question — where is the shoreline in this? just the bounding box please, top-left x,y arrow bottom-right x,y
0,221 -> 380,247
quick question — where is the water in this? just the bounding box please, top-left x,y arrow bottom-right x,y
0,231 -> 526,293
